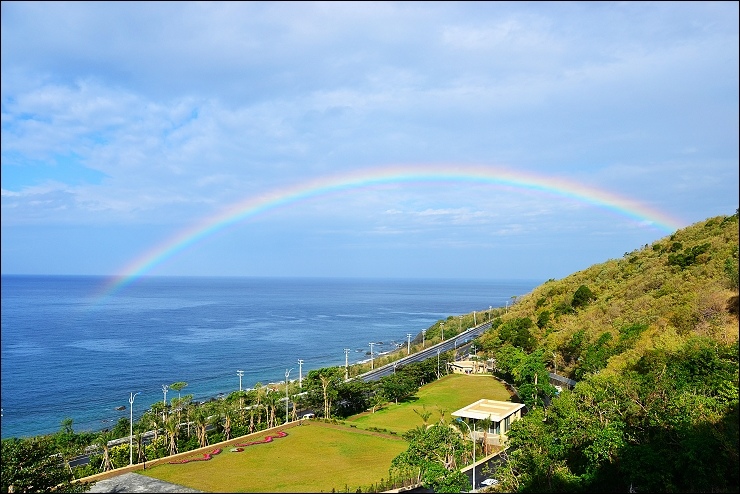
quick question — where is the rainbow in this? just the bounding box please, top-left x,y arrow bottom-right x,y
96,164 -> 684,299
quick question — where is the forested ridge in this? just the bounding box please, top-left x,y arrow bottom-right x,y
478,211 -> 739,493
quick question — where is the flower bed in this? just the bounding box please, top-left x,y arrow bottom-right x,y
231,430 -> 287,450
168,430 -> 288,464
168,448 -> 222,464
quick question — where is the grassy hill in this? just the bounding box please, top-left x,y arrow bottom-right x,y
473,211 -> 738,493
481,211 -> 738,381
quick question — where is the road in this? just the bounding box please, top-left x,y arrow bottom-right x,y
70,320 -> 493,469
356,320 -> 493,382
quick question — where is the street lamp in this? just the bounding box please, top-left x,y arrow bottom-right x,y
456,418 -> 476,492
237,370 -> 244,392
129,392 -> 140,466
422,329 -> 426,348
298,360 -> 304,388
285,368 -> 293,424
369,343 -> 375,370
406,333 -> 412,355
161,385 -> 168,421
441,322 -> 444,341
437,349 -> 441,379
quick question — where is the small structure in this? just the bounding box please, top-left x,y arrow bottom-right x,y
548,372 -> 576,391
447,359 -> 491,375
451,399 -> 525,447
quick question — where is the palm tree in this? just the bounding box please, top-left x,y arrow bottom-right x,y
147,410 -> 163,444
218,398 -> 236,441
478,417 -> 493,455
95,429 -> 115,472
264,391 -> 280,429
170,381 -> 188,425
135,428 -> 146,464
413,405 -> 432,428
192,406 -> 210,448
164,415 -> 179,457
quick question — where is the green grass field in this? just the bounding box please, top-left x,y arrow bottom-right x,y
141,422 -> 407,492
140,374 -> 512,492
347,373 -> 514,434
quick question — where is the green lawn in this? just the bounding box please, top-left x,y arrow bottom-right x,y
140,374 -> 511,492
347,373 -> 514,434
141,422 -> 407,492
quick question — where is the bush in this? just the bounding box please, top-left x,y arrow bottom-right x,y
571,285 -> 595,309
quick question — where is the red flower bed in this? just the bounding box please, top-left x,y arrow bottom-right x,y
169,431 -> 287,463
168,448 -> 222,464
232,430 -> 288,450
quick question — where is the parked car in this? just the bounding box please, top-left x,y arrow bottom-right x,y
480,478 -> 499,487
301,413 -> 315,419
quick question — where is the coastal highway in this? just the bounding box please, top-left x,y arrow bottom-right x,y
69,320 -> 493,469
356,320 -> 493,382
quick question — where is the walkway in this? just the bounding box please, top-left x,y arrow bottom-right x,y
88,472 -> 202,493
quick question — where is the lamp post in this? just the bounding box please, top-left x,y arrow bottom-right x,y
129,392 -> 140,466
422,329 -> 426,348
441,322 -> 444,341
437,349 -> 441,379
456,418 -> 476,492
344,349 -> 350,380
489,306 -> 492,321
369,343 -> 375,370
298,360 -> 303,388
406,333 -> 412,355
161,385 -> 168,421
285,368 -> 293,424
237,370 -> 244,392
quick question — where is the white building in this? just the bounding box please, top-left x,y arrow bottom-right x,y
451,399 -> 525,446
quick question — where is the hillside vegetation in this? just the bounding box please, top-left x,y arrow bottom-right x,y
476,211 -> 739,493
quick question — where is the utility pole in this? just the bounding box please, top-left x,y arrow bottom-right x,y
298,360 -> 303,388
473,311 -> 476,325
285,368 -> 293,424
237,370 -> 244,392
422,329 -> 426,348
129,392 -> 140,466
344,349 -> 350,380
406,333 -> 412,355
441,322 -> 444,341
369,343 -> 375,370
161,385 -> 168,420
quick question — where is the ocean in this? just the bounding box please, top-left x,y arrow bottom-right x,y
0,275 -> 540,439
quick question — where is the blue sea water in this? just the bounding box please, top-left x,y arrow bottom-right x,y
0,275 -> 540,439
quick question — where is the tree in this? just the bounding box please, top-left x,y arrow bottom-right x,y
380,373 -> 418,405
164,415 -> 179,457
571,284 -> 595,309
334,379 -> 371,418
391,423 -> 470,492
1,436 -> 92,493
192,406 -> 210,448
413,405 -> 432,428
170,381 -> 188,424
478,417 -> 493,456
93,429 -> 115,472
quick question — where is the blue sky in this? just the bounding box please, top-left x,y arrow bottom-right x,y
1,1 -> 738,280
